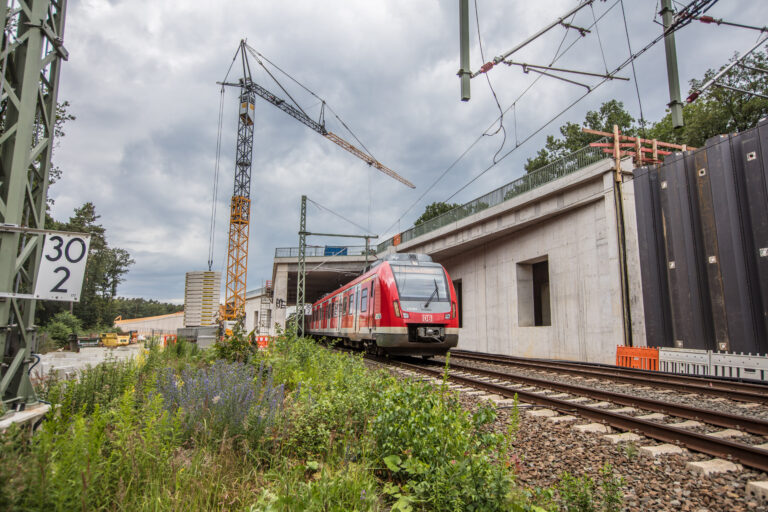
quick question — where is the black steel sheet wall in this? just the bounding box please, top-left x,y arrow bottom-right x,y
633,166 -> 673,347
634,120 -> 768,354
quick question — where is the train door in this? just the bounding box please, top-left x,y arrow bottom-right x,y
359,280 -> 374,336
368,279 -> 376,334
352,284 -> 360,334
331,297 -> 338,332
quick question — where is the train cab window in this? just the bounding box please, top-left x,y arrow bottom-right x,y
361,289 -> 368,312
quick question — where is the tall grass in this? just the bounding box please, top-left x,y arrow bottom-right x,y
0,332 -> 623,511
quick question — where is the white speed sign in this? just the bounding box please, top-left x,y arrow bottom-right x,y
34,233 -> 91,301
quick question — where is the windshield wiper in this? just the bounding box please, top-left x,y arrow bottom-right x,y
424,279 -> 439,308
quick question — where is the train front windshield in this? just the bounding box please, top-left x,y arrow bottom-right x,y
391,265 -> 449,302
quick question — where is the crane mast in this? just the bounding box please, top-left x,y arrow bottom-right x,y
222,46 -> 256,321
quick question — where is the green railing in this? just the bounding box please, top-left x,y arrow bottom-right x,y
275,246 -> 370,258
377,139 -> 608,253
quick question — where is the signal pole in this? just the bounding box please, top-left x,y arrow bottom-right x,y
458,0 -> 471,101
661,0 -> 684,128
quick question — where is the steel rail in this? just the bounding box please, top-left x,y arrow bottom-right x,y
389,359 -> 768,473
449,350 -> 768,403
438,360 -> 768,435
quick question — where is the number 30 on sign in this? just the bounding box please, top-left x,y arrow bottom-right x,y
33,233 -> 91,301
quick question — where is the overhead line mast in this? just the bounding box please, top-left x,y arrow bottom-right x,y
217,40 -> 412,322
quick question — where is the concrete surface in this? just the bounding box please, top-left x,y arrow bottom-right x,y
573,423 -> 612,433
686,458 -> 742,476
31,344 -> 144,381
670,420 -> 704,429
547,415 -> 578,423
708,428 -> 747,439
636,413 -> 667,421
639,444 -> 687,457
527,408 -> 558,417
603,432 -> 643,444
0,403 -> 50,431
746,481 -> 768,503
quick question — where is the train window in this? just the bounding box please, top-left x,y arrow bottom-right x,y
391,265 -> 449,302
350,292 -> 355,313
343,296 -> 348,315
361,288 -> 368,312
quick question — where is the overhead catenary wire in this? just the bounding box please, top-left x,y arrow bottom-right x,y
443,0 -> 719,204
590,2 -> 610,74
380,0 -> 621,238
474,0 -> 507,163
620,0 -> 648,136
307,197 -> 372,236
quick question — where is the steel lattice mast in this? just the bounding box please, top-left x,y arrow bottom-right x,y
294,195 -> 307,335
222,51 -> 256,321
0,0 -> 68,407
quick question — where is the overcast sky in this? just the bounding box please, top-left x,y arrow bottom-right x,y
50,0 -> 766,303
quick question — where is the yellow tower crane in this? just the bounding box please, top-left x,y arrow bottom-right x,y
216,41 -> 414,324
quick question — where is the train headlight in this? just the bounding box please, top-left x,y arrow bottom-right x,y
393,300 -> 401,318
403,312 -> 409,319
445,313 -> 451,319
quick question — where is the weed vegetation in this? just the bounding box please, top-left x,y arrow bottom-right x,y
0,329 -> 623,511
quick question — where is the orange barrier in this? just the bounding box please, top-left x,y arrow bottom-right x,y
616,345 -> 659,371
162,334 -> 177,346
255,336 -> 271,350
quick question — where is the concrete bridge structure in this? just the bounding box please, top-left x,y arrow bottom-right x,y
263,146 -> 646,364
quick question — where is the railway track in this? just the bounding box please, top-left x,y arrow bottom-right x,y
376,355 -> 768,473
449,349 -> 768,404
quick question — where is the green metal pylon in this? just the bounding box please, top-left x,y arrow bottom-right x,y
0,0 -> 68,408
294,195 -> 307,336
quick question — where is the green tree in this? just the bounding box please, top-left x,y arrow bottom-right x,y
414,202 -> 461,225
111,297 -> 183,320
648,50 -> 768,147
525,100 -> 637,173
43,311 -> 82,348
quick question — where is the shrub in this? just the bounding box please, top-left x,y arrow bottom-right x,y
372,379 -> 514,511
43,311 -> 82,348
214,324 -> 255,362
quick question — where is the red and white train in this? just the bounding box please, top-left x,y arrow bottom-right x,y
306,253 -> 459,356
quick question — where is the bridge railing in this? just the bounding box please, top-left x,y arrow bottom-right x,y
275,245 -> 373,258
377,139 -> 609,253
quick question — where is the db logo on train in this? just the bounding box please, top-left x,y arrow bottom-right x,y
423,314 -> 432,322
